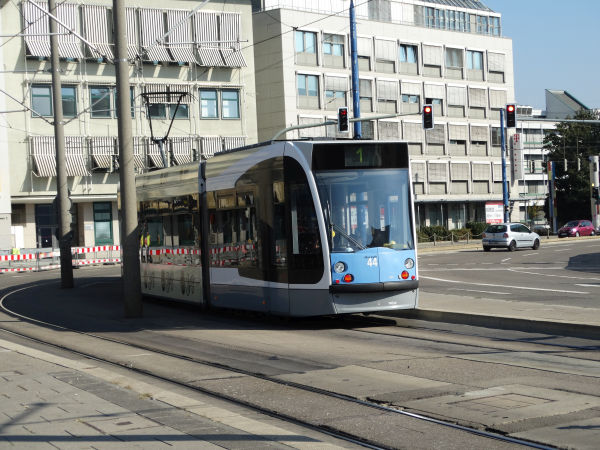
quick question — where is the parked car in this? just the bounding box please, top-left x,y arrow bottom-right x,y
557,220 -> 596,238
482,223 -> 540,252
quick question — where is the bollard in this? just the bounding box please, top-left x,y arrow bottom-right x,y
451,232 -> 454,244
433,234 -> 436,246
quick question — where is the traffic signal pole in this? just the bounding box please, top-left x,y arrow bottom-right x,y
500,108 -> 509,223
349,0 -> 361,139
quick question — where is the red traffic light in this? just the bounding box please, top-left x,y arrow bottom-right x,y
506,103 -> 516,128
422,104 -> 434,129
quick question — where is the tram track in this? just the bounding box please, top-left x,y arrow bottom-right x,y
0,282 -> 552,449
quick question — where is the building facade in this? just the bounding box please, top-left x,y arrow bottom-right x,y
252,0 -> 518,229
0,0 -> 257,249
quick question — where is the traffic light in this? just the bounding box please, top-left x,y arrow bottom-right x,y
337,107 -> 349,132
593,186 -> 600,200
506,104 -> 516,128
422,104 -> 434,130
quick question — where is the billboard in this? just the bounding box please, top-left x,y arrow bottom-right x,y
485,201 -> 504,224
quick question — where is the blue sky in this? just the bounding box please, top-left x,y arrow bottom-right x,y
484,0 -> 600,110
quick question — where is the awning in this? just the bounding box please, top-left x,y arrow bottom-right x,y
197,47 -> 224,66
126,8 -> 141,60
31,135 -> 89,177
221,48 -> 246,67
166,9 -> 196,63
195,11 -> 224,66
219,13 -> 246,67
147,141 -> 166,168
65,137 -> 90,176
140,8 -> 172,62
201,136 -> 223,158
22,1 -> 51,57
133,137 -> 146,169
56,3 -> 84,59
223,136 -> 245,151
170,137 -> 194,165
90,136 -> 116,169
82,4 -> 114,60
31,136 -> 56,177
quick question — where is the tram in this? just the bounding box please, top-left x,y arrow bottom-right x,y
135,140 -> 418,316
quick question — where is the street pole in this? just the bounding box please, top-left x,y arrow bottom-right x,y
113,0 -> 142,317
590,155 -> 600,230
48,0 -> 73,288
349,0 -> 361,139
500,108 -> 509,223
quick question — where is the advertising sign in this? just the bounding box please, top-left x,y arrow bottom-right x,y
485,201 -> 504,224
511,133 -> 524,180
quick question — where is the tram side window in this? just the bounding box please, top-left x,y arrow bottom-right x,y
286,157 -> 323,284
235,157 -> 286,283
207,188 -> 259,270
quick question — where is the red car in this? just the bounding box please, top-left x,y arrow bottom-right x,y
557,220 -> 596,238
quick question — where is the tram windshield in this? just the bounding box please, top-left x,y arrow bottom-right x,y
315,169 -> 414,253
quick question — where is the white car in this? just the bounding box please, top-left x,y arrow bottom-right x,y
482,223 -> 540,252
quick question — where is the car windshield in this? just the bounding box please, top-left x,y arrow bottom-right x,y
486,225 -> 506,233
564,221 -> 579,228
315,169 -> 414,252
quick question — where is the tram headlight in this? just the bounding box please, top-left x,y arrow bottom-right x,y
333,261 -> 347,273
404,258 -> 414,269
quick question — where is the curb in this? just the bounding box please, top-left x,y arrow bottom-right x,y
382,309 -> 600,340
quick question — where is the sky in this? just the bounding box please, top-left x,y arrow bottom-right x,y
484,0 -> 600,110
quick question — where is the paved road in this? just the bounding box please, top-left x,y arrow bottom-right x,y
418,238 -> 600,308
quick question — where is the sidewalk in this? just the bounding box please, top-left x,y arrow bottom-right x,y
0,338 -> 350,450
408,235 -> 600,339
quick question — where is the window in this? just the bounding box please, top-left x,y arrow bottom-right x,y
325,90 -> 345,110
401,94 -> 420,114
490,17 -> 501,36
399,44 -> 418,75
200,90 -> 218,118
297,74 -> 319,109
31,85 -> 77,118
477,16 -> 488,34
90,86 -> 112,118
295,30 -> 317,66
323,33 -> 344,56
295,30 -> 316,54
148,103 -> 166,119
61,86 -> 77,118
445,48 -> 463,69
467,50 -> 483,70
222,90 -> 240,119
359,79 -> 373,112
491,127 -> 502,146
399,44 -> 417,63
31,85 -> 53,117
90,86 -> 134,118
93,202 -> 113,245
169,104 -> 189,119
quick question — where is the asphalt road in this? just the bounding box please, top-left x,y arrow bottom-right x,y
418,238 -> 600,308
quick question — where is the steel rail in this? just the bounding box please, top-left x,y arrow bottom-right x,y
0,282 -> 552,450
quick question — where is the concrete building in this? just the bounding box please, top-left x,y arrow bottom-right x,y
251,0 -> 517,229
513,90 -> 591,227
0,0 -> 257,249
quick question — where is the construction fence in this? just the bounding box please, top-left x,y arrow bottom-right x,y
0,245 -> 120,273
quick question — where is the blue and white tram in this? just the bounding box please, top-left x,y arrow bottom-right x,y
135,140 -> 418,316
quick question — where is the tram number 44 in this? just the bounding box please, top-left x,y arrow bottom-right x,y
366,257 -> 378,267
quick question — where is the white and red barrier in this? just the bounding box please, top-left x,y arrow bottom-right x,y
0,245 -> 121,273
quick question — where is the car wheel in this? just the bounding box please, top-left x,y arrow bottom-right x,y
508,240 -> 516,252
483,246 -> 491,252
575,231 -> 580,237
532,239 -> 540,250
592,230 -> 596,236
